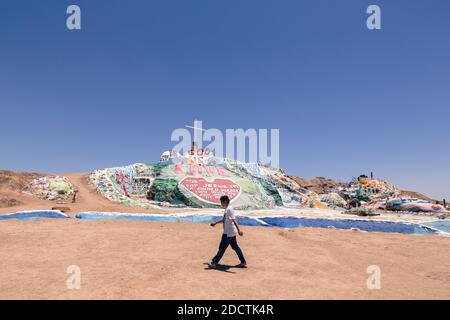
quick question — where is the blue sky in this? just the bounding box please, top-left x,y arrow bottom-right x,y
0,0 -> 449,200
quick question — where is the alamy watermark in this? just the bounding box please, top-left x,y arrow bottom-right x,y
65,4 -> 381,31
366,265 -> 381,290
66,5 -> 81,30
367,5 -> 381,30
170,119 -> 280,168
66,265 -> 81,289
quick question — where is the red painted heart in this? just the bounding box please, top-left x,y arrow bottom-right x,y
179,177 -> 241,205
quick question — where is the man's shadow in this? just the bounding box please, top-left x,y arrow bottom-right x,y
203,263 -> 244,273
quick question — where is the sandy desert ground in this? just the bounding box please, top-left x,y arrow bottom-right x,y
1,171 -> 450,299
1,218 -> 450,299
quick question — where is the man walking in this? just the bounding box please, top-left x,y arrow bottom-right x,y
209,195 -> 247,268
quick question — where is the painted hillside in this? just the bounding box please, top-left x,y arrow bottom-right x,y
86,148 -> 448,215
89,150 -> 320,210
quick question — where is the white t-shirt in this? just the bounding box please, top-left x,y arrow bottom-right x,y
223,206 -> 238,237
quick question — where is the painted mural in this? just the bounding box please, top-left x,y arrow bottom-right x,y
89,150 -> 317,209
88,151 -> 449,215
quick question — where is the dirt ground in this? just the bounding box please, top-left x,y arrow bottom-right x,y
1,218 -> 449,299
1,170 -> 449,299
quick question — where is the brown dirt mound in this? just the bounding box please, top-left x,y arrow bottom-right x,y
400,190 -> 438,203
0,170 -> 42,209
0,170 -> 42,191
0,197 -> 23,208
289,175 -> 342,194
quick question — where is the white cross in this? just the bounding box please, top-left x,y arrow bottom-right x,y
185,119 -> 206,149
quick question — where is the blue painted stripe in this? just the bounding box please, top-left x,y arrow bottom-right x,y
0,210 -> 436,235
421,220 -> 450,233
75,212 -> 434,235
259,216 -> 432,235
0,210 -> 69,220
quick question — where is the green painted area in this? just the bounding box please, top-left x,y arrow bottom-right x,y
152,162 -> 170,177
150,178 -> 178,202
259,179 -> 283,206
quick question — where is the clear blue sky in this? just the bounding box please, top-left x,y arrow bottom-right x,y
1,1 -> 449,200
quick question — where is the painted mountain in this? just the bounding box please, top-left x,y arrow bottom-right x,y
89,152 -> 318,210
